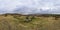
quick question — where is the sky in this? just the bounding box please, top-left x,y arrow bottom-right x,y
0,0 -> 60,14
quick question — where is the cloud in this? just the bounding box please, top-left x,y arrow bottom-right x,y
0,0 -> 60,14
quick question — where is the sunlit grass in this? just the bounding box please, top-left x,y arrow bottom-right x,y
0,14 -> 60,30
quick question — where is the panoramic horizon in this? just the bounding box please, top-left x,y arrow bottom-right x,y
0,0 -> 60,30
0,0 -> 60,14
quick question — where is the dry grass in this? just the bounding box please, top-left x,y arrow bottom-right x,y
0,14 -> 60,30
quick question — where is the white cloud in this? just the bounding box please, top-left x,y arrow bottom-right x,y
0,0 -> 60,14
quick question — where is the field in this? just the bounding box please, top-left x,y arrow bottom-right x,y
0,14 -> 60,30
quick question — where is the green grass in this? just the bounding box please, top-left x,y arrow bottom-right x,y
0,14 -> 60,30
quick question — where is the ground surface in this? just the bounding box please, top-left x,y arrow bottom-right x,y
0,14 -> 60,30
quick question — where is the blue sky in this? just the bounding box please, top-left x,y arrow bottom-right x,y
0,0 -> 60,14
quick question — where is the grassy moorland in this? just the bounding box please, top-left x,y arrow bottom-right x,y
0,13 -> 60,30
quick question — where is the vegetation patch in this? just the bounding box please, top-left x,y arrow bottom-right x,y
0,14 -> 60,30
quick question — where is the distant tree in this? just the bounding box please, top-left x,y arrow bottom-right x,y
24,16 -> 35,23
4,14 -> 8,17
54,16 -> 60,20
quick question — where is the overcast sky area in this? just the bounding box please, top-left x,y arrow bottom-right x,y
0,0 -> 60,14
